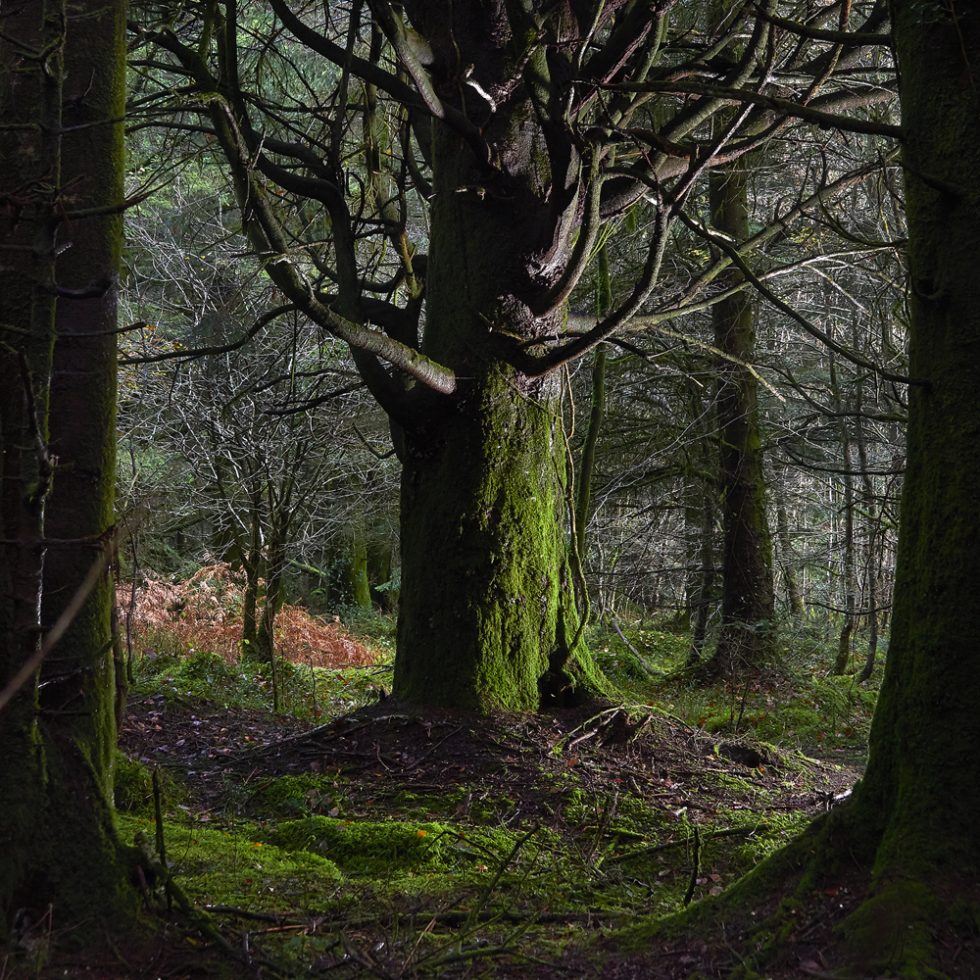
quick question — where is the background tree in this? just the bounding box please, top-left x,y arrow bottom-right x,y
118,182 -> 400,651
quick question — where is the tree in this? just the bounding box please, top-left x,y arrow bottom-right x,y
707,157 -> 775,673
693,4 -> 980,973
133,1 -> 895,712
0,0 -> 136,935
118,180 -> 400,641
825,1 -> 980,967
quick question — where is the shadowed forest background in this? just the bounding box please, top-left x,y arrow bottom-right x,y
2,1 -> 980,977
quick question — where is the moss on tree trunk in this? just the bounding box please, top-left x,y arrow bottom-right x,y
0,0 -> 138,936
346,535 -> 373,611
392,118 -> 607,713
397,362 -> 604,712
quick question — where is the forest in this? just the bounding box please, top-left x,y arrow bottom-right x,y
1,1 -> 979,977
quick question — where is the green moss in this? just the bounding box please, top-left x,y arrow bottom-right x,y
133,648 -> 392,721
113,753 -> 186,814
267,816 -> 519,877
838,879 -> 942,978
245,774 -> 341,818
118,814 -> 342,912
395,203 -> 611,711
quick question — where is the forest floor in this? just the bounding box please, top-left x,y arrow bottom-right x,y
17,588 -> 884,978
36,658 -> 877,976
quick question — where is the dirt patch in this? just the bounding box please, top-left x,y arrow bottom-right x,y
121,697 -> 856,834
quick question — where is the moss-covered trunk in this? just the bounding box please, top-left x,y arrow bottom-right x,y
841,0 -> 980,906
0,0 -> 136,935
746,6 -> 980,973
393,110 -> 605,712
397,363 -> 602,712
346,534 -> 373,611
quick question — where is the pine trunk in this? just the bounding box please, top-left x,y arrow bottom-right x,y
0,0 -> 136,933
786,5 -> 980,971
847,0 -> 980,893
710,160 -> 775,672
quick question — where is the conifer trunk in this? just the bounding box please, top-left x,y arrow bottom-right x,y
0,0 -> 136,933
709,160 -> 775,672
772,5 -> 980,972
843,0 -> 980,898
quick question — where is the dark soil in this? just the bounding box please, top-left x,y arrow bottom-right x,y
119,694 -> 855,832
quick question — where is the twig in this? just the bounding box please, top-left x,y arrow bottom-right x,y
151,768 -> 171,912
683,826 -> 701,907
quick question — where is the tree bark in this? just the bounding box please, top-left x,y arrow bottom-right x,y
709,159 -> 776,673
755,6 -> 980,972
393,109 -> 606,712
0,0 -> 137,934
845,0 -> 980,900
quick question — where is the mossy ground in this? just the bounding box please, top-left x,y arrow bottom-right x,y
19,614 -> 893,977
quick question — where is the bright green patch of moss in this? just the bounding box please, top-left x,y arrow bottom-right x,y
118,814 -> 342,912
267,816 -> 519,877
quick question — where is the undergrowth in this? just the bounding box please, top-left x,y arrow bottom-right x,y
98,599 -> 880,976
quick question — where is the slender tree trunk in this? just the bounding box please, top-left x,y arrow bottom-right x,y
346,534 -> 373,611
575,245 -> 610,565
240,497 -> 262,659
0,0 -> 136,934
709,160 -> 775,673
254,509 -> 289,665
774,482 -> 805,617
854,386 -> 879,683
690,494 -> 716,663
828,348 -> 857,675
684,381 -> 718,660
254,559 -> 283,665
367,538 -> 396,611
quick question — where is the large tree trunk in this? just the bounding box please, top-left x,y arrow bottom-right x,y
828,4 -> 980,964
727,7 -> 980,974
709,160 -> 776,673
0,0 -> 63,933
393,114 -> 605,712
0,0 -> 136,934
